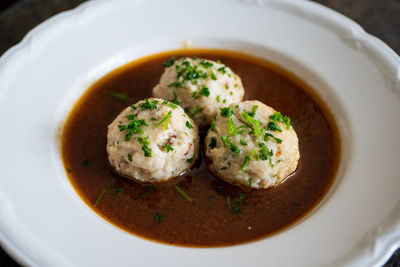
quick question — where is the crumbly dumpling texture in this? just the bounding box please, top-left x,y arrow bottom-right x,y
205,100 -> 300,189
107,98 -> 199,183
153,57 -> 244,128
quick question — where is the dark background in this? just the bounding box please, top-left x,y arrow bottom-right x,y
0,0 -> 399,266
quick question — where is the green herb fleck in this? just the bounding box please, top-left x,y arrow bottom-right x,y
155,111 -> 172,130
139,99 -> 159,110
241,111 -> 261,136
218,66 -> 226,74
168,81 -> 182,88
164,57 -> 175,67
259,143 -> 273,166
200,86 -> 210,97
127,153 -> 132,162
220,107 -> 234,117
81,159 -> 91,167
155,213 -> 165,222
267,121 -> 282,132
210,71 -> 218,80
269,112 -> 291,130
94,189 -> 106,207
216,95 -> 221,103
240,138 -> 247,145
200,60 -> 213,68
264,133 -> 282,144
186,121 -> 193,129
229,117 -> 244,136
221,136 -> 241,155
242,154 -> 251,173
211,118 -> 216,131
112,186 -> 124,197
249,178 -> 253,187
246,105 -> 259,117
209,137 -> 217,149
138,136 -> 152,157
162,100 -> 177,109
104,91 -> 132,101
187,154 -> 195,163
118,118 -> 148,141
175,185 -> 192,202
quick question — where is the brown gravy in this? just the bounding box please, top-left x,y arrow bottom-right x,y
62,49 -> 340,246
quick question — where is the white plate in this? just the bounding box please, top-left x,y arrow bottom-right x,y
0,0 -> 399,266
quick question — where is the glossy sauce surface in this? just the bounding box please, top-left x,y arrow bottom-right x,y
62,49 -> 340,246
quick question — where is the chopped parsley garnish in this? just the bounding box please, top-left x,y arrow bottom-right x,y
81,159 -> 91,167
252,149 -> 259,161
200,60 -> 213,68
200,86 -> 210,97
138,137 -> 152,157
187,154 -> 195,163
227,194 -> 246,214
140,184 -> 156,198
151,117 -> 157,121
104,91 -> 132,101
155,111 -> 172,130
229,118 -> 244,136
255,128 -> 266,142
220,107 -> 234,117
229,91 -> 233,96
249,178 -> 253,187
216,95 -> 221,103
264,133 -> 282,143
246,105 -> 259,117
164,57 -> 175,67
223,99 -> 227,103
186,121 -> 193,129
267,121 -> 282,132
211,118 -> 216,131
269,112 -> 291,130
241,111 -> 261,136
168,81 -> 182,88
221,136 -> 241,155
162,100 -> 177,109
283,117 -> 291,130
94,189 -> 106,207
224,84 -> 229,90
130,105 -> 137,110
118,119 -> 148,141
210,71 -> 218,80
155,213 -> 165,222
259,143 -> 273,165
175,185 -> 192,202
164,144 -> 174,152
242,154 -> 251,173
218,66 -> 226,74
209,137 -> 217,149
127,153 -> 132,162
139,99 -> 159,110
240,138 -> 247,145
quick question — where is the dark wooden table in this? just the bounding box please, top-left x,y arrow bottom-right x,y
0,0 -> 399,266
